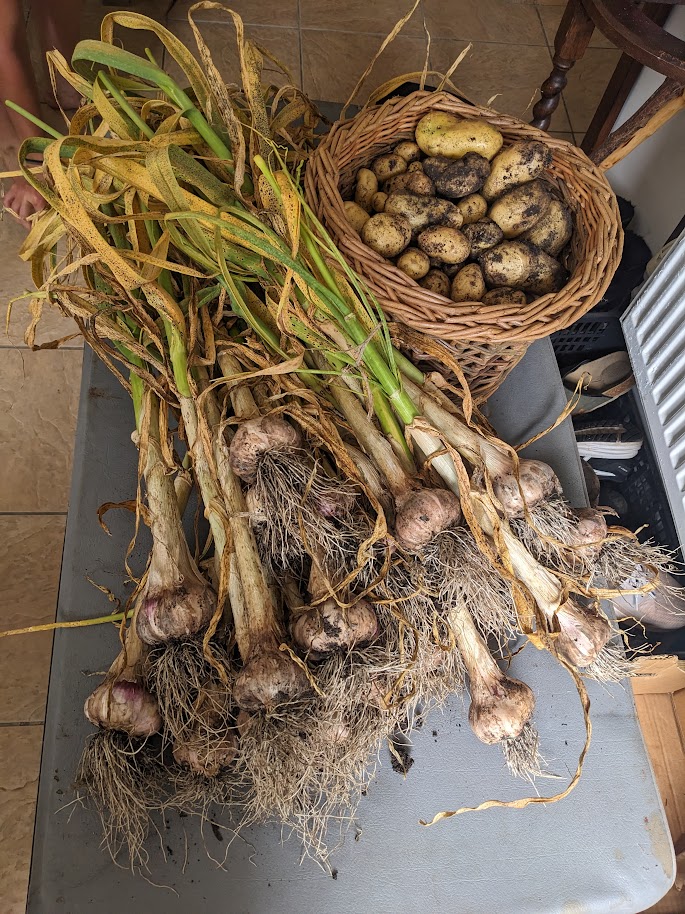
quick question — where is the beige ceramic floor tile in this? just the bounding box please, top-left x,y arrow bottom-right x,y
0,516 -> 65,724
430,40 -> 572,132
537,4 -> 616,49
167,21 -> 302,88
0,348 -> 82,512
1,218 -> 82,350
302,30 -> 430,105
300,0 -> 425,37
422,0 -> 547,44
169,0 -> 298,28
0,725 -> 43,914
562,47 -> 621,133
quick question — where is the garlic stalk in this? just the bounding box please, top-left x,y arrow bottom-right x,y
199,377 -> 311,711
447,595 -> 535,745
136,393 -> 216,645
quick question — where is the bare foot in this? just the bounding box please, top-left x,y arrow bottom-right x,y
3,176 -> 46,227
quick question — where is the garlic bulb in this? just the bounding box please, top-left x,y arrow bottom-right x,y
292,598 -> 378,657
229,416 -> 302,484
233,642 -> 311,711
492,458 -> 562,517
395,488 -> 462,551
85,678 -> 161,738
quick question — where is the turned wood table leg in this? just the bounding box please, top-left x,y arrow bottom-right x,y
531,0 -> 596,131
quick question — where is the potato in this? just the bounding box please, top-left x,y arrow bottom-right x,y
479,241 -> 566,294
456,193 -> 488,224
372,153 -> 407,183
488,179 -> 552,238
361,213 -> 412,258
407,160 -> 425,173
450,264 -> 486,302
482,140 -> 553,200
423,153 -> 490,199
384,193 -> 455,232
371,191 -> 388,212
415,111 -> 504,160
441,208 -> 465,229
482,288 -> 527,306
344,201 -> 371,233
394,141 -> 421,163
417,225 -> 470,265
419,268 -> 451,296
524,246 -> 567,294
519,197 -> 573,256
406,172 -> 435,196
462,218 -> 503,255
397,247 -> 431,280
384,174 -> 412,194
355,168 -> 378,212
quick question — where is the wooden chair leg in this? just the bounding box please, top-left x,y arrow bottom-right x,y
580,2 -> 672,154
531,0 -> 596,131
591,78 -> 685,170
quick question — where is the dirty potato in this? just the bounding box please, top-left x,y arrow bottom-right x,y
456,193 -> 488,224
462,218 -> 504,256
450,263 -> 486,302
384,193 -> 455,232
371,191 -> 388,212
480,241 -> 566,294
394,140 -> 421,163
419,268 -> 451,296
372,153 -> 408,183
482,287 -> 527,305
519,197 -> 573,256
488,179 -> 552,238
483,140 -> 553,200
417,225 -> 471,264
397,247 -> 431,280
361,213 -> 412,257
406,172 -> 435,196
423,153 -> 490,199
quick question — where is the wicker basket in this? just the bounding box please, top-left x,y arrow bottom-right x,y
305,90 -> 623,400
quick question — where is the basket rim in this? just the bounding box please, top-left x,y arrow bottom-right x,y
305,89 -> 624,344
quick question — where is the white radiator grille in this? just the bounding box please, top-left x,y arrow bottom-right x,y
622,231 -> 685,548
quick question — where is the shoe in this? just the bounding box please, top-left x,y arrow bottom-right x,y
563,352 -> 635,414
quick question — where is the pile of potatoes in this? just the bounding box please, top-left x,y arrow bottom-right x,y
344,111 -> 573,306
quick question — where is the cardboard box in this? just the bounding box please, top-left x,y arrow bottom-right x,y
632,656 -> 685,913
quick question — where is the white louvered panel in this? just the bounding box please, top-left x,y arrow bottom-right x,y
622,231 -> 685,548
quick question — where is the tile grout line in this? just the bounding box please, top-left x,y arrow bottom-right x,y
0,344 -> 83,350
297,0 -> 304,90
0,721 -> 44,728
0,511 -> 68,516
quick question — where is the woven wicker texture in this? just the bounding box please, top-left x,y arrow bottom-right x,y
305,90 -> 623,397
